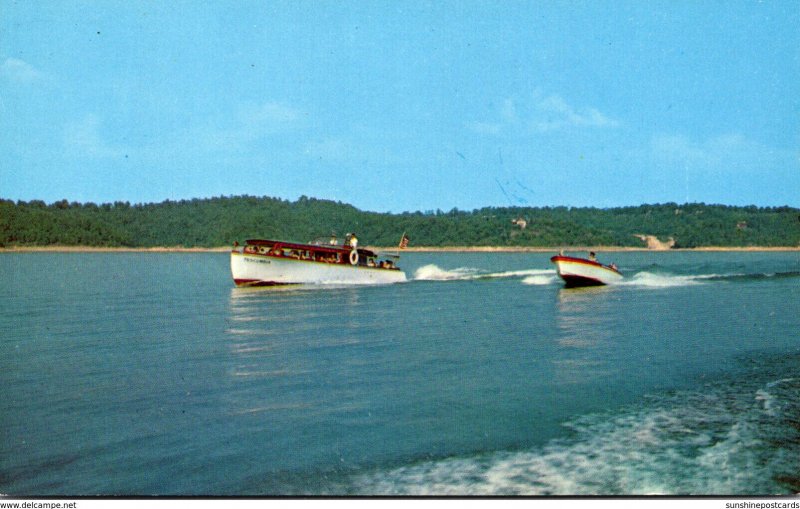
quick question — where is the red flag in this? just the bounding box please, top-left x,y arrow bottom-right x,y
398,233 -> 410,249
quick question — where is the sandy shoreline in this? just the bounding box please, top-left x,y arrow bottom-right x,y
397,246 -> 800,252
0,246 -> 231,253
1,245 -> 798,253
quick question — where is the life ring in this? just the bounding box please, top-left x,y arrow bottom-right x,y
349,249 -> 358,265
258,246 -> 267,254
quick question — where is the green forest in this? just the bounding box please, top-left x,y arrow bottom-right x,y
1,195 -> 799,248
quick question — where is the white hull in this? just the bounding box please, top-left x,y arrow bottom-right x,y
231,251 -> 407,286
551,256 -> 623,287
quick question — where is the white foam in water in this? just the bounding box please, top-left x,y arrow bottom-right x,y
413,264 -> 483,280
413,264 -> 554,282
620,271 -> 713,288
352,379 -> 797,495
499,269 -> 546,276
755,389 -> 777,417
757,378 -> 797,417
521,274 -> 559,285
415,266 -> 748,288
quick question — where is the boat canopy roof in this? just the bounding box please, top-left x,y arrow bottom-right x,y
245,238 -> 379,258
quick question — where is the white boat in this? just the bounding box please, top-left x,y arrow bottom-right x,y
230,238 -> 407,286
550,253 -> 623,287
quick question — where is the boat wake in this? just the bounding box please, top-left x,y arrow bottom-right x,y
618,271 -> 713,288
349,372 -> 800,495
412,266 -> 800,288
706,270 -> 800,282
620,270 -> 800,288
413,264 -> 555,282
521,274 -> 560,285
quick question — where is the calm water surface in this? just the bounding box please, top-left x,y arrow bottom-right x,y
1,251 -> 799,495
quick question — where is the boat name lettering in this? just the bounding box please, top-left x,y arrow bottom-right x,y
245,257 -> 271,265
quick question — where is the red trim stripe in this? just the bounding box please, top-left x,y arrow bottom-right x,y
233,278 -> 292,287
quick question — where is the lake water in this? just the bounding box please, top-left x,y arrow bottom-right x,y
1,251 -> 799,496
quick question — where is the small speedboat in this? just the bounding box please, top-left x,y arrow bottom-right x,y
550,252 -> 623,287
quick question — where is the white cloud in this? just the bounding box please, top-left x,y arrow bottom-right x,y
467,92 -> 620,136
161,101 -> 307,156
533,94 -> 620,131
650,134 -> 706,163
642,132 -> 800,205
193,101 -> 306,150
650,133 -> 782,172
1,57 -> 45,83
63,114 -> 125,159
237,101 -> 304,133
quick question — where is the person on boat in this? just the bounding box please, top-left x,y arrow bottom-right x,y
348,233 -> 358,249
589,251 -> 597,261
329,233 -> 337,245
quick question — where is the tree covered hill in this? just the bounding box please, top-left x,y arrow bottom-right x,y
1,196 -> 798,248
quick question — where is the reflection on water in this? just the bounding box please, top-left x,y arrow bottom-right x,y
552,286 -> 619,384
555,286 -> 616,345
224,286 -> 368,416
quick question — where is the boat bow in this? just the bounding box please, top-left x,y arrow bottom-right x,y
550,254 -> 623,287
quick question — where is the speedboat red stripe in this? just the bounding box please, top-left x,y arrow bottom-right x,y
550,255 -> 621,274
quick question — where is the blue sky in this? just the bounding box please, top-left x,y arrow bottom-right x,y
2,1 -> 798,213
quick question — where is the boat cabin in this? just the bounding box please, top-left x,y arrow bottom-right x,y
241,239 -> 399,270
